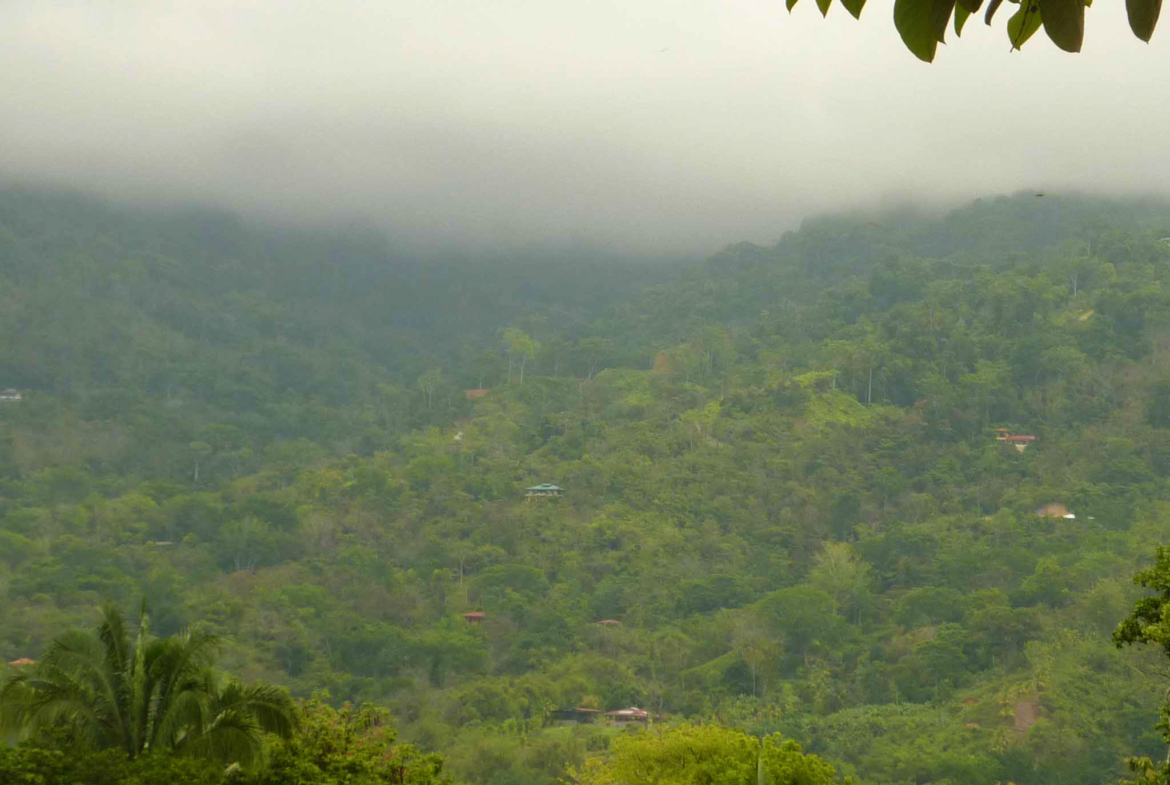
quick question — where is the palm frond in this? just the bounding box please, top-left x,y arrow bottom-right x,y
151,630 -> 222,691
98,602 -> 131,680
148,632 -> 221,750
97,603 -> 134,751
1,665 -> 111,748
42,630 -> 105,671
0,675 -> 35,735
177,708 -> 263,766
150,683 -> 212,753
213,681 -> 297,741
130,604 -> 151,756
41,632 -> 119,717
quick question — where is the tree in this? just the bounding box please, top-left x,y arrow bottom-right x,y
418,368 -> 444,410
0,603 -> 295,766
570,724 -> 845,785
732,619 -> 779,698
756,586 -> 852,664
1114,546 -> 1170,657
577,337 -> 612,380
1115,547 -> 1170,783
188,441 -> 213,484
501,328 -> 539,386
787,0 -> 1162,62
808,542 -> 874,623
1148,379 -> 1170,429
216,516 -> 279,572
246,697 -> 448,785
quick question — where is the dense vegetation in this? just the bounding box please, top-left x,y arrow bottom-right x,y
6,186 -> 1170,783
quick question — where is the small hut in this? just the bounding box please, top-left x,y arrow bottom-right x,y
7,658 -> 36,667
0,389 -> 21,402
996,429 -> 1038,452
462,612 -> 486,624
526,484 -> 564,500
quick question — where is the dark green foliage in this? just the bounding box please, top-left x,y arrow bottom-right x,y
0,698 -> 445,785
0,743 -> 226,785
787,0 -> 1136,65
0,603 -> 295,765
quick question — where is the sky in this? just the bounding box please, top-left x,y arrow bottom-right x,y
1,0 -> 1168,254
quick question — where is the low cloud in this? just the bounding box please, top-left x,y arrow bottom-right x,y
1,1 -> 1166,253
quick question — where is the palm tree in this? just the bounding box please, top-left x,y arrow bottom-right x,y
0,602 -> 295,765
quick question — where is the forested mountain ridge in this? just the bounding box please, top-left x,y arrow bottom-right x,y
5,187 -> 1170,784
0,186 -> 670,477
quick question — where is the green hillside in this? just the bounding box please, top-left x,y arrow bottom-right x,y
5,187 -> 1170,784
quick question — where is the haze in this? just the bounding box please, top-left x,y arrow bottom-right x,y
1,0 -> 1166,253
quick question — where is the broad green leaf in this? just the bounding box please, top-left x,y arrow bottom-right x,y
787,0 -> 800,12
841,0 -> 867,19
895,0 -> 940,60
816,0 -> 832,15
1007,0 -> 1043,47
932,0 -> 957,41
1127,0 -> 1162,40
955,5 -> 971,33
1037,0 -> 1084,51
956,0 -> 983,13
985,0 -> 1005,23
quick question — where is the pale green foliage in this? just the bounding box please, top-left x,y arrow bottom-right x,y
804,390 -> 875,429
570,724 -> 844,785
808,543 -> 873,620
503,328 -> 540,385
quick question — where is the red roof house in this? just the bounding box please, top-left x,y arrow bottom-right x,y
996,429 -> 1038,452
605,707 -> 650,723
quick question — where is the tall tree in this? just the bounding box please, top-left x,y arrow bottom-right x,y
418,368 -> 444,410
502,328 -> 539,386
